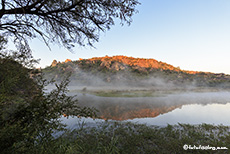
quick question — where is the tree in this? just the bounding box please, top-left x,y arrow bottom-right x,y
0,1 -> 140,152
0,0 -> 140,53
0,52 -> 97,153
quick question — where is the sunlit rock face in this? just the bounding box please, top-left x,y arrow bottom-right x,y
51,60 -> 58,67
100,60 -> 111,69
111,62 -> 126,71
65,59 -> 72,63
46,55 -> 230,88
89,55 -> 181,72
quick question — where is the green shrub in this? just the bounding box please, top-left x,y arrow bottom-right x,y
0,55 -> 96,153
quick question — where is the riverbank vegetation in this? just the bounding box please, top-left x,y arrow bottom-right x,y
70,87 -> 229,98
0,53 -> 96,154
28,121 -> 230,154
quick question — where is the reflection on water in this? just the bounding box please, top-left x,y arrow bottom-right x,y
128,103 -> 230,126
63,91 -> 230,126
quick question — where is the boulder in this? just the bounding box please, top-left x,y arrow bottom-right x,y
100,60 -> 111,69
111,62 -> 125,71
51,60 -> 57,67
65,59 -> 72,63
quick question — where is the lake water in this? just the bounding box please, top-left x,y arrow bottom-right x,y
61,90 -> 230,127
128,103 -> 230,125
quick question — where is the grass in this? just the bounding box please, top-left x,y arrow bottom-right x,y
69,87 -> 230,98
90,90 -> 166,97
31,122 -> 230,154
70,89 -> 175,97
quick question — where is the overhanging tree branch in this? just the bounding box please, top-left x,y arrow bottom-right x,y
0,0 -> 140,53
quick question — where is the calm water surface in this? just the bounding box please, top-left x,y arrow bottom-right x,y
61,91 -> 230,127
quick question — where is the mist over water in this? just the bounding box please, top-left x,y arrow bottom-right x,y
60,89 -> 230,126
46,66 -> 230,126
66,65 -> 195,90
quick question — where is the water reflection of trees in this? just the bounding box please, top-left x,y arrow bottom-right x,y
77,92 -> 230,120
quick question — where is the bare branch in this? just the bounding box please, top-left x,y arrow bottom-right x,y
0,0 -> 140,53
0,0 -> 5,18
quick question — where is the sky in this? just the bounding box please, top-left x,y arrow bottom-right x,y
30,0 -> 230,74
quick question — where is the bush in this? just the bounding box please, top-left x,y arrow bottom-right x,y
0,55 -> 96,153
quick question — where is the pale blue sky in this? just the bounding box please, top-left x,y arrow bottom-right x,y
31,0 -> 230,74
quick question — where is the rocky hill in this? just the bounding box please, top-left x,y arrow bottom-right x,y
50,55 -> 192,73
43,55 -> 230,88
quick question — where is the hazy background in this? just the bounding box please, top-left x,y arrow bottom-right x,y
29,0 -> 230,74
